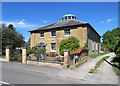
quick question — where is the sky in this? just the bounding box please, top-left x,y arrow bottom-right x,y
2,2 -> 118,42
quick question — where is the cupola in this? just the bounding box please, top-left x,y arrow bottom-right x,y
62,14 -> 76,21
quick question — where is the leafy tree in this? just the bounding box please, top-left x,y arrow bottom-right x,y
2,24 -> 25,54
114,31 -> 120,62
59,36 -> 80,56
101,28 -> 120,52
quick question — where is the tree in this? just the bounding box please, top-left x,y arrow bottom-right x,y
2,24 -> 25,54
114,31 -> 120,62
59,36 -> 80,56
101,28 -> 120,52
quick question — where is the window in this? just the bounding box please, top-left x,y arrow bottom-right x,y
72,16 -> 74,19
64,29 -> 70,36
68,16 -> 71,19
91,41 -> 94,51
51,30 -> 56,37
40,32 -> 44,38
51,43 -> 56,52
65,16 -> 67,20
96,43 -> 98,50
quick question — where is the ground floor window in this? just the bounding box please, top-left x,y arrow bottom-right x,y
51,43 -> 56,52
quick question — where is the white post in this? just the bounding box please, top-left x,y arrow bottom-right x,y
6,48 -> 9,62
22,47 -> 26,64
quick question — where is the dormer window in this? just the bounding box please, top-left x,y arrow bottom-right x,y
64,29 -> 70,36
51,30 -> 56,37
40,32 -> 44,38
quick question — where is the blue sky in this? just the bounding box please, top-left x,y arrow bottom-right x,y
2,2 -> 118,42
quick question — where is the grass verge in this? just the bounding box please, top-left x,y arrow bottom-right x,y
89,56 -> 110,73
75,60 -> 87,68
89,52 -> 110,58
113,62 -> 120,76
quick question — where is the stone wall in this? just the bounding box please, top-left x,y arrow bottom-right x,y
30,26 -> 87,55
87,26 -> 101,55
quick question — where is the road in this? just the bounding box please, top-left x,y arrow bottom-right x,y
1,62 -> 99,84
0,53 -> 119,84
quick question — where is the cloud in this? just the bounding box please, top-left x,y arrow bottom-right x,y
18,19 -> 25,25
100,18 -> 117,24
40,20 -> 48,23
1,19 -> 36,28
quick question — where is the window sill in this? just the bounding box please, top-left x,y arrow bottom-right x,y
40,37 -> 44,39
64,35 -> 70,37
51,36 -> 56,38
51,50 -> 56,52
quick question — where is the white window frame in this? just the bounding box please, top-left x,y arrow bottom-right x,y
91,41 -> 94,51
40,32 -> 44,38
96,42 -> 98,50
51,30 -> 56,37
51,43 -> 56,52
64,29 -> 70,37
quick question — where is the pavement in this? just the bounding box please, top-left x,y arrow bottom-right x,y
0,53 -> 119,84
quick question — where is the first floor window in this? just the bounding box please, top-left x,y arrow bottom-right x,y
51,43 -> 56,52
51,30 -> 56,37
40,32 -> 44,38
64,29 -> 70,36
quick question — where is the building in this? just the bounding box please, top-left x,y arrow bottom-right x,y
29,14 -> 101,55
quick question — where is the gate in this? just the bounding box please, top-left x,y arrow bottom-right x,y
6,45 -> 27,64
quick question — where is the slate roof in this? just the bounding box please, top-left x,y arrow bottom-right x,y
29,19 -> 101,37
29,20 -> 87,32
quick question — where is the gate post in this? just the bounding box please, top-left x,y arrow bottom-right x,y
64,50 -> 69,68
6,47 -> 10,62
22,47 -> 26,64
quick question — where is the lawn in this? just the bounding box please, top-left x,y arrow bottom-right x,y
89,56 -> 110,73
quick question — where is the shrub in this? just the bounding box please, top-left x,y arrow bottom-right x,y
26,48 -> 33,55
46,53 -> 49,56
59,36 -> 80,56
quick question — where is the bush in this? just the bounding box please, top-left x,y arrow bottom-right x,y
46,53 -> 49,56
59,36 -> 80,56
26,48 -> 33,55
82,40 -> 88,49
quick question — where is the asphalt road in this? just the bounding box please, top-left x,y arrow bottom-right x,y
1,67 -> 93,84
1,62 -> 100,84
